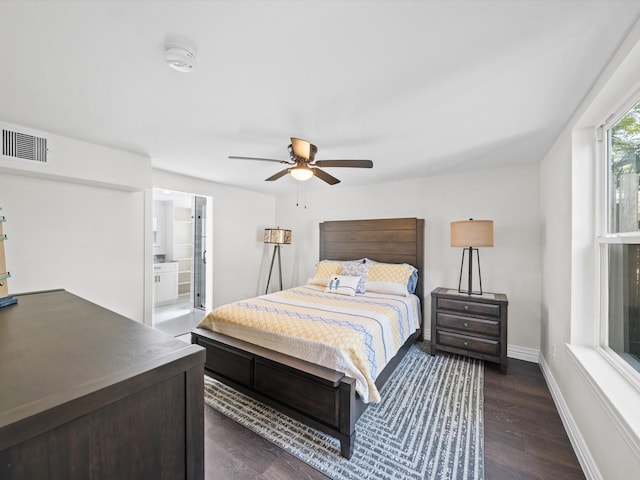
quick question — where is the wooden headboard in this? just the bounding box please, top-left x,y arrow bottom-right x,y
319,217 -> 425,302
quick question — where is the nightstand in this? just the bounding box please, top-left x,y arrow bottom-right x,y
431,287 -> 508,373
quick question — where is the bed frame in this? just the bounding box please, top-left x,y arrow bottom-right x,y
191,217 -> 425,458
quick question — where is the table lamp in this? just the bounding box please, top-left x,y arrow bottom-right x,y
450,219 -> 493,295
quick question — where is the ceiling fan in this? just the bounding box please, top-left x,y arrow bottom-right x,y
229,138 -> 373,185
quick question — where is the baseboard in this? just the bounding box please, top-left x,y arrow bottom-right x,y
507,344 -> 539,363
539,354 -> 601,480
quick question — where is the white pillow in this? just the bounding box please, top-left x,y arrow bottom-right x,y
307,260 -> 342,286
324,275 -> 361,297
365,263 -> 416,296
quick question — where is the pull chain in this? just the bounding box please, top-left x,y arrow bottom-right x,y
303,182 -> 307,209
296,182 -> 308,209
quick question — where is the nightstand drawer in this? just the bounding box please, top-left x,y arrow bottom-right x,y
436,330 -> 499,356
436,312 -> 500,336
437,297 -> 500,317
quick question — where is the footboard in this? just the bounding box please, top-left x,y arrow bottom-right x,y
191,327 -> 360,458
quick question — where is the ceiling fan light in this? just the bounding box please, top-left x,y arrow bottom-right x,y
290,165 -> 314,181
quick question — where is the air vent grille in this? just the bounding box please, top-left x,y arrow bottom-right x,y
2,128 -> 48,163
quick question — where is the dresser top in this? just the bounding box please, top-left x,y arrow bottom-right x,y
0,289 -> 204,435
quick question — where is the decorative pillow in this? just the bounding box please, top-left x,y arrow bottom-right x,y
324,275 -> 361,297
340,261 -> 370,294
307,260 -> 342,286
365,263 -> 417,296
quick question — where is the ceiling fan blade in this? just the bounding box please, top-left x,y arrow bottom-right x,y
290,138 -> 317,160
312,167 -> 341,185
265,168 -> 291,182
314,159 -> 373,168
309,143 -> 318,162
229,155 -> 291,164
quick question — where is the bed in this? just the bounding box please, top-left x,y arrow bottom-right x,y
191,217 -> 425,458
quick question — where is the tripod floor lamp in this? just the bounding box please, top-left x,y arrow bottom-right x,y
450,219 -> 494,295
264,228 -> 292,294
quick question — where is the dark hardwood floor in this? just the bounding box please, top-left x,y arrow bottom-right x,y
483,360 -> 585,480
203,358 -> 585,480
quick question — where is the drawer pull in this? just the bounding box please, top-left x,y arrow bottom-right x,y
463,322 -> 469,327
464,341 -> 469,346
464,305 -> 469,310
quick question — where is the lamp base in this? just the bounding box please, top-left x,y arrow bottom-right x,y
457,247 -> 484,295
265,244 -> 283,294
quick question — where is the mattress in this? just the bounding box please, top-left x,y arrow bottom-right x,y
197,284 -> 421,403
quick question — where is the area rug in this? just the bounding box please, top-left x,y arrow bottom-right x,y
204,345 -> 484,480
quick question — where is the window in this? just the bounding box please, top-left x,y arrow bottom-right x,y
602,98 -> 640,375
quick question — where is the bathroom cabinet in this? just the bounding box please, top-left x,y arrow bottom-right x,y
153,261 -> 178,306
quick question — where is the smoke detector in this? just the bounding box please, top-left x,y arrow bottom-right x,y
165,46 -> 197,73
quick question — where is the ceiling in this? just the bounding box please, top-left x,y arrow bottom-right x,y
1,1 -> 639,195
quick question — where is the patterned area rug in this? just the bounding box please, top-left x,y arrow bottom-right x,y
204,345 -> 484,480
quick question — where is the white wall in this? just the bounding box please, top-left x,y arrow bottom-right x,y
538,19 -> 640,480
275,163 -> 541,358
0,131 -> 150,321
0,121 -> 150,191
0,126 -> 278,325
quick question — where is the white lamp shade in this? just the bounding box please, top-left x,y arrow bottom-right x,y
290,165 -> 314,181
450,220 -> 494,247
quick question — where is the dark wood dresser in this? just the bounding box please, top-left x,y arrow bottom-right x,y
431,287 -> 508,373
0,289 -> 206,480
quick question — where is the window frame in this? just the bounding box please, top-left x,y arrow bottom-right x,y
596,89 -> 640,392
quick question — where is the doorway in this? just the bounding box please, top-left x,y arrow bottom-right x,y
152,188 -> 210,338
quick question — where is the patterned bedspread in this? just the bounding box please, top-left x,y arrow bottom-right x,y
197,285 -> 421,403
